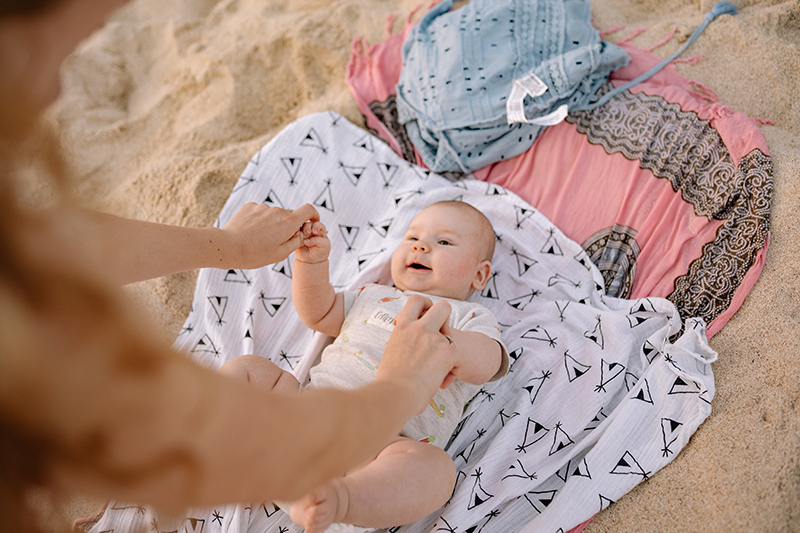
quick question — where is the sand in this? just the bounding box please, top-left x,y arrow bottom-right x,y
46,0 -> 800,531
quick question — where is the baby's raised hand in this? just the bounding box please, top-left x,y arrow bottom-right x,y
295,220 -> 330,264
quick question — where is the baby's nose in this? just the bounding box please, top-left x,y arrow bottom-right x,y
412,241 -> 429,252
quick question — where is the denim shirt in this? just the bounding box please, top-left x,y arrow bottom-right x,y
395,0 -> 630,173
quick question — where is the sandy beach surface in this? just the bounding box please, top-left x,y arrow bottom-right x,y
41,0 -> 799,531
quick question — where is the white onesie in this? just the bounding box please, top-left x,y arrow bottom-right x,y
309,283 -> 509,448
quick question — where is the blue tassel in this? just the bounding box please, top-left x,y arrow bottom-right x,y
576,2 -> 738,111
710,1 -> 738,18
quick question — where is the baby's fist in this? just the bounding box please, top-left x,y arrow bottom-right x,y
295,221 -> 330,263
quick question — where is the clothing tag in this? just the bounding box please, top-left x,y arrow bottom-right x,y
527,104 -> 569,126
366,309 -> 397,332
506,73 -> 566,126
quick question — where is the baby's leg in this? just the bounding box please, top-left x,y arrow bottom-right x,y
218,353 -> 300,394
290,436 -> 456,533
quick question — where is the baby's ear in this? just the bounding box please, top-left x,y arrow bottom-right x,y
472,260 -> 492,291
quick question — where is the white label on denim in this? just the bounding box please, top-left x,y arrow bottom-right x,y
506,72 -> 568,126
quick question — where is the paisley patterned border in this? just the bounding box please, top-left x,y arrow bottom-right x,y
567,87 -> 773,325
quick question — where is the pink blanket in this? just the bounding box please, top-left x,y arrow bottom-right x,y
346,12 -> 772,339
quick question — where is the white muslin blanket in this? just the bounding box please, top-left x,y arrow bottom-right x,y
90,112 -> 716,533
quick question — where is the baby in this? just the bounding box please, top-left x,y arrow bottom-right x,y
220,201 -> 509,532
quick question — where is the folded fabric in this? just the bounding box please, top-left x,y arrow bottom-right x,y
395,0 -> 630,173
89,112 -> 718,533
346,10 -> 772,339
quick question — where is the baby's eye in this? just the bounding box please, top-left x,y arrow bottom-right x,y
438,240 -> 452,246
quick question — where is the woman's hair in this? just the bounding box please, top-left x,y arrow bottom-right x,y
0,120 -> 179,532
0,0 -> 66,16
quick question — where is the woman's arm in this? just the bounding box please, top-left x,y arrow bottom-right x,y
42,296 -> 455,513
51,202 -> 320,285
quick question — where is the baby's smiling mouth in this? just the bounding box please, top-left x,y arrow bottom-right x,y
408,262 -> 431,271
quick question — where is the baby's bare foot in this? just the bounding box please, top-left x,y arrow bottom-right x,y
289,478 -> 349,533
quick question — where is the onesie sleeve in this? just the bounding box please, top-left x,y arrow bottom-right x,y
453,303 -> 510,382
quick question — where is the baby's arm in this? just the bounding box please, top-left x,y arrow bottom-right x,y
443,329 -> 504,386
292,221 -> 345,338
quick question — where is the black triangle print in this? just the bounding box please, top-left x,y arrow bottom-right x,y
599,494 -> 615,512
610,451 -> 650,479
467,468 -> 493,510
574,251 -> 592,270
660,417 -> 683,457
484,183 -> 507,196
564,350 -> 591,382
584,316 -> 605,349
513,205 -> 534,229
627,314 -> 650,328
572,457 -> 592,479
394,188 -> 425,206
624,371 -> 639,392
353,133 -> 375,152
191,334 -> 220,357
339,224 -> 360,251
549,422 -> 574,456
523,489 -> 557,513
511,248 -> 537,276
668,375 -> 701,395
502,459 -> 538,481
456,428 -> 485,464
233,174 -> 256,192
584,407 -> 608,431
630,299 -> 657,314
368,219 -> 393,238
595,359 -> 625,393
300,128 -> 327,153
541,228 -> 564,255
521,326 -> 557,347
259,296 -> 287,317
314,180 -> 335,212
208,295 -> 228,325
480,272 -> 500,300
272,258 -> 292,279
223,269 -> 252,285
632,378 -> 654,404
555,301 -> 570,322
506,289 -> 541,311
339,161 -> 366,186
699,388 -> 712,404
357,249 -> 386,272
377,162 -> 399,188
498,408 -> 520,427
263,189 -> 285,208
280,157 -> 302,185
185,517 -> 205,533
547,273 -> 579,287
516,417 -> 550,453
411,165 -> 431,180
263,503 -> 280,518
244,329 -> 252,339
642,340 -> 660,364
522,369 -> 551,406
277,350 -> 302,370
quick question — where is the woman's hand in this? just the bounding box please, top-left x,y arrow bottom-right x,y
377,295 -> 457,414
219,202 -> 320,269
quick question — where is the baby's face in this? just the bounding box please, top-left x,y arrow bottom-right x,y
391,203 -> 491,300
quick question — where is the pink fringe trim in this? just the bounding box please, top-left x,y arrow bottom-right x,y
673,55 -> 705,65
619,27 -> 647,43
646,25 -> 677,52
599,24 -> 626,39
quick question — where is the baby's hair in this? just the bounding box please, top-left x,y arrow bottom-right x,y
428,200 -> 496,262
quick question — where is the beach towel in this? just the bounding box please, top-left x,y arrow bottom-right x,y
89,112 -> 717,533
346,7 -> 772,339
